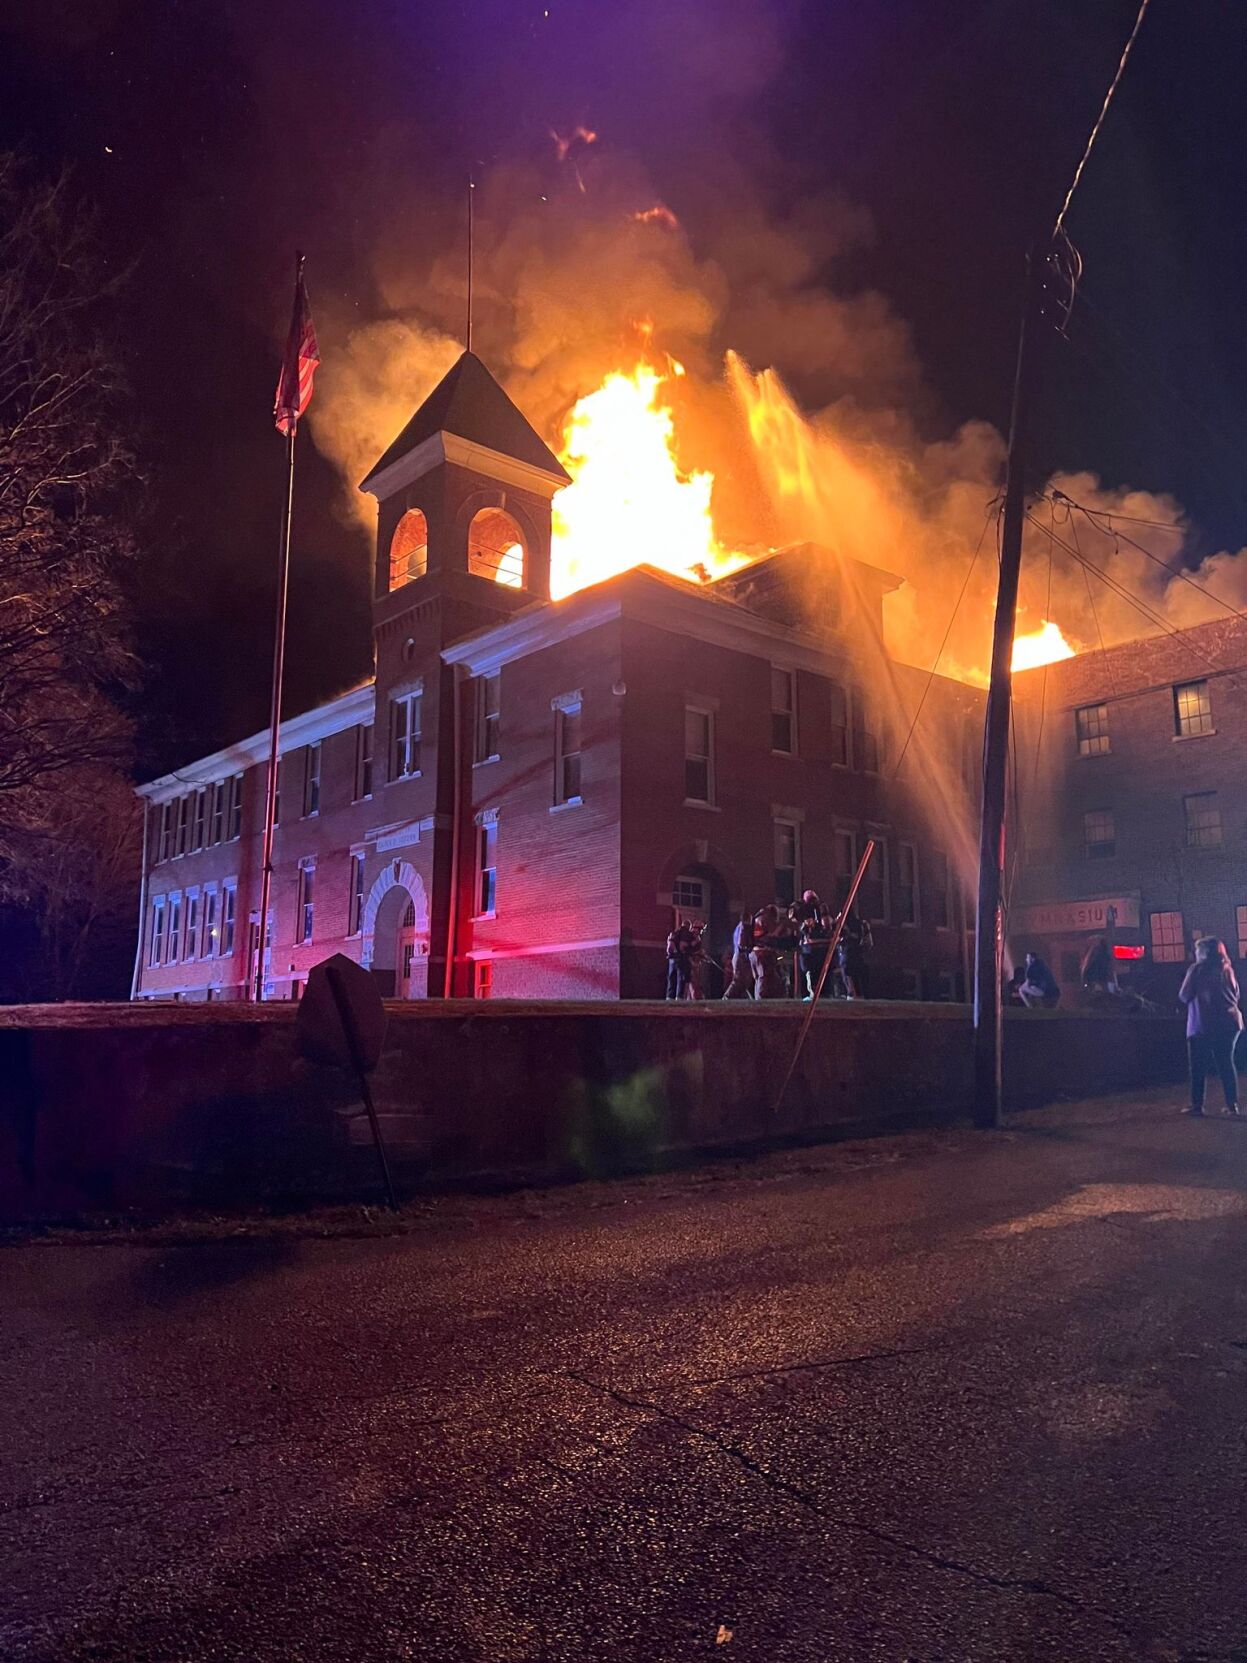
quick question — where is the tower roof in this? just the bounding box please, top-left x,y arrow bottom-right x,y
360,351 -> 570,490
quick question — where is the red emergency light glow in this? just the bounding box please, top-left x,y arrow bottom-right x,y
1112,944 -> 1146,960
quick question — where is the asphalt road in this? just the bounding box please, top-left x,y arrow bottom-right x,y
4,1089 -> 1247,1662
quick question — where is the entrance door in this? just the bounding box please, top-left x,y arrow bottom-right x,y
396,900 -> 429,999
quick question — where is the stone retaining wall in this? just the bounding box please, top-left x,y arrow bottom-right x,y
0,1001 -> 1186,1219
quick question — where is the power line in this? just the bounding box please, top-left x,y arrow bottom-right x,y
1068,508 -> 1119,700
1053,0 -> 1154,239
1062,496 -> 1247,631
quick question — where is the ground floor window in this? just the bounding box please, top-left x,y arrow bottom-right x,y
474,959 -> 493,999
1150,910 -> 1185,963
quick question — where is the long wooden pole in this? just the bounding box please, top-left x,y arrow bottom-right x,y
972,248 -> 1045,1124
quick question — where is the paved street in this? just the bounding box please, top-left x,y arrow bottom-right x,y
4,1088 -> 1247,1662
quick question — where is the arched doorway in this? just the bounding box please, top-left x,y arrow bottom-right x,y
361,861 -> 430,998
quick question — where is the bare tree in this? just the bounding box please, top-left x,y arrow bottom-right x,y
0,154 -> 136,803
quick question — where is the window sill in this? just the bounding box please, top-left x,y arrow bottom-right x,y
388,771 -> 423,785
351,793 -> 374,805
771,749 -> 797,760
472,756 -> 500,769
471,911 -> 497,923
1077,749 -> 1111,759
1173,730 -> 1217,742
550,797 -> 583,814
683,799 -> 721,812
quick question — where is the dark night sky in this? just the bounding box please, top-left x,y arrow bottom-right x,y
2,0 -> 1243,776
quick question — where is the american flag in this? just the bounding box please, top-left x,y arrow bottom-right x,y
274,259 -> 320,436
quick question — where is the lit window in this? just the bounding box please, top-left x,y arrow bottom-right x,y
896,841 -> 919,925
851,689 -> 880,772
1185,792 -> 1222,848
168,894 -> 182,963
185,893 -> 199,962
859,838 -> 887,923
774,818 -> 799,906
554,701 -> 582,805
672,875 -> 706,913
388,508 -> 429,591
684,706 -> 715,805
210,782 -> 225,845
474,674 -> 500,763
1237,904 -> 1247,961
354,724 -> 374,800
1083,809 -> 1116,859
833,828 -> 857,906
297,864 -> 315,944
149,898 -> 166,967
467,507 -> 525,588
929,849 -> 951,929
203,890 -> 219,958
390,689 -> 423,781
191,790 -> 206,852
1075,703 -> 1110,756
771,668 -> 796,755
228,775 -> 243,840
1174,679 -> 1213,738
474,959 -> 494,1000
348,853 -> 365,936
158,802 -> 173,863
1150,910 -> 1185,963
477,820 -> 498,916
829,682 -> 849,767
221,885 -> 237,956
303,742 -> 321,816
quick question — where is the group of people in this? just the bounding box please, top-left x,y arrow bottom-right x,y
665,890 -> 872,1003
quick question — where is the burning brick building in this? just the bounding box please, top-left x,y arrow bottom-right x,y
133,352 -> 983,1003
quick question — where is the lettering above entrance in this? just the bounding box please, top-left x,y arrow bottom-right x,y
1013,895 -> 1140,935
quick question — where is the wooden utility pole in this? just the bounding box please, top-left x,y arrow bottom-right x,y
972,246 -> 1047,1128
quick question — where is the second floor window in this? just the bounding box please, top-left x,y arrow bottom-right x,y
477,820 -> 498,916
391,689 -> 422,781
354,724 -> 374,800
1075,703 -> 1110,756
303,742 -> 321,816
1185,791 -> 1222,848
149,899 -> 165,967
168,895 -> 182,962
297,864 -> 315,943
829,682 -> 849,766
1084,809 -> 1115,859
851,690 -> 880,773
348,852 -> 365,935
474,674 -> 501,763
684,706 -> 715,804
771,668 -> 796,754
1174,679 -> 1213,738
555,701 -> 582,805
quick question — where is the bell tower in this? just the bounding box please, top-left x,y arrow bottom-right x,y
360,350 -> 569,654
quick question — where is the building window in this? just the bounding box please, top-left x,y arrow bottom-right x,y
1185,792 -> 1222,848
851,689 -> 880,772
353,724 -> 373,801
829,682 -> 849,767
1236,905 -> 1247,961
297,864 -> 315,944
1083,809 -> 1116,859
833,828 -> 857,906
773,818 -> 799,907
228,774 -> 243,840
477,820 -> 498,916
474,959 -> 494,1000
1150,910 -> 1185,963
391,689 -> 423,781
474,674 -> 501,763
185,893 -> 199,962
191,790 -> 206,852
896,841 -> 919,925
467,507 -> 525,588
672,875 -> 706,914
771,667 -> 796,755
684,705 -> 715,805
1075,703 -> 1110,756
555,701 -> 582,805
175,795 -> 189,857
221,884 -> 237,956
158,802 -> 173,862
1174,679 -> 1213,738
388,507 -> 429,591
209,782 -> 225,845
149,898 -> 166,967
859,838 -> 887,923
303,742 -> 321,816
929,850 -> 951,929
348,853 -> 365,935
168,895 -> 182,963
203,889 -> 218,958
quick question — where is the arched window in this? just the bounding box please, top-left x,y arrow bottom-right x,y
467,507 -> 525,589
389,508 -> 429,591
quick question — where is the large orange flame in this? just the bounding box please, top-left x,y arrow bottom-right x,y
550,363 -> 748,600
1012,620 -> 1076,672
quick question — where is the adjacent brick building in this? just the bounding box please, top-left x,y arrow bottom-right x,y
133,350 -> 987,1003
1011,615 -> 1247,997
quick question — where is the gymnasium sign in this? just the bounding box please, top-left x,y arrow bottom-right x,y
1013,895 -> 1140,935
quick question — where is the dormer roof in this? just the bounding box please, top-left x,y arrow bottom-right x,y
360,351 -> 570,495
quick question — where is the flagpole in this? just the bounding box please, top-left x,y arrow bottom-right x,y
254,252 -> 304,1001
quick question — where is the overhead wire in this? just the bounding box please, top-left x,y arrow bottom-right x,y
1053,0 -> 1153,239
